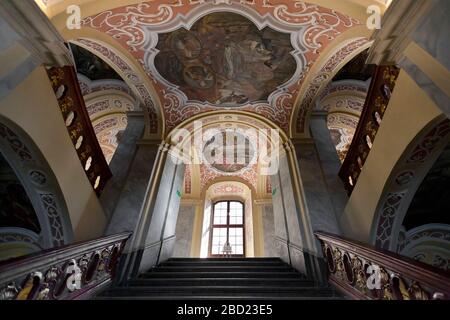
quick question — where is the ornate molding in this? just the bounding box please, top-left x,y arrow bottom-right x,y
0,232 -> 130,300
72,38 -> 160,136
294,37 -> 371,134
373,118 -> 450,250
316,231 -> 450,300
81,0 -> 361,134
0,118 -> 73,248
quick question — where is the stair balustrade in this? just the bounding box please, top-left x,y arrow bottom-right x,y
315,231 -> 450,300
339,65 -> 400,195
0,232 -> 131,300
46,66 -> 112,195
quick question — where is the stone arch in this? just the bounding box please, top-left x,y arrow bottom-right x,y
290,37 -> 372,138
68,37 -> 164,138
0,115 -> 73,250
398,223 -> 450,271
167,111 -> 287,198
371,115 -> 450,251
313,79 -> 370,162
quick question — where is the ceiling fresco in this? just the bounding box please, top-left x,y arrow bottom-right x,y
154,12 -> 296,106
81,0 -> 363,134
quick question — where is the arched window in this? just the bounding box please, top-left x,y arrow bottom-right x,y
209,201 -> 245,257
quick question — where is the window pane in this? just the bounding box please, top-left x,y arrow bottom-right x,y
211,228 -> 227,254
210,201 -> 244,256
230,202 -> 242,212
213,201 -> 228,225
229,201 -> 243,224
228,227 -> 244,255
230,215 -> 243,224
214,202 -> 227,210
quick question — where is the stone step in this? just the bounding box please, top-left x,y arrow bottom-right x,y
101,286 -> 338,297
139,271 -> 306,279
167,257 -> 282,262
160,260 -> 287,267
149,265 -> 295,273
129,277 -> 315,287
96,295 -> 343,300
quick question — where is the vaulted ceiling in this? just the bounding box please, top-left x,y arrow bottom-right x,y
38,0 -> 389,139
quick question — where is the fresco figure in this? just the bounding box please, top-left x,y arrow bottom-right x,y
155,12 -> 296,106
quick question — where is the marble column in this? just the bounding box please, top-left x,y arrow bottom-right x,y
135,147 -> 185,273
173,203 -> 197,257
104,139 -> 161,283
100,112 -> 145,219
309,114 -> 348,227
271,147 -> 313,275
260,202 -> 277,257
292,139 -> 344,283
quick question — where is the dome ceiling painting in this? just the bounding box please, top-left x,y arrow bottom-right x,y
80,0 -> 366,135
154,12 -> 296,106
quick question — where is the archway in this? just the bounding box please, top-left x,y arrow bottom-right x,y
0,116 -> 73,260
371,116 -> 450,254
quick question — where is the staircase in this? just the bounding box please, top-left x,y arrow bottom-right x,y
97,258 -> 341,300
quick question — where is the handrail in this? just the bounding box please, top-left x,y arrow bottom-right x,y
0,232 -> 131,300
47,66 -> 112,196
315,231 -> 450,300
339,65 -> 400,195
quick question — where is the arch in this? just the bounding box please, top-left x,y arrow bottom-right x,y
167,111 -> 286,200
0,115 -> 73,249
314,79 -> 370,162
290,35 -> 372,138
53,1 -> 376,135
67,34 -> 164,138
398,223 -> 450,271
371,115 -> 450,251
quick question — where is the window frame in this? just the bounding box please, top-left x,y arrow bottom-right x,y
208,200 -> 245,257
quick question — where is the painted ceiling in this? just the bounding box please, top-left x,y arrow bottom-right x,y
80,0 -> 365,135
154,12 -> 296,106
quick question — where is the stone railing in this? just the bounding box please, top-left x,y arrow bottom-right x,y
0,232 -> 131,300
339,65 -> 400,195
47,66 -> 112,195
315,232 -> 450,300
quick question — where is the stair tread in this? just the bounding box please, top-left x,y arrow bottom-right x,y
104,286 -> 334,293
140,271 -> 304,279
96,296 -> 343,300
98,258 -> 339,299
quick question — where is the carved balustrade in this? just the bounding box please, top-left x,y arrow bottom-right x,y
46,66 -> 112,195
339,65 -> 400,194
0,232 -> 130,300
316,232 -> 450,300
